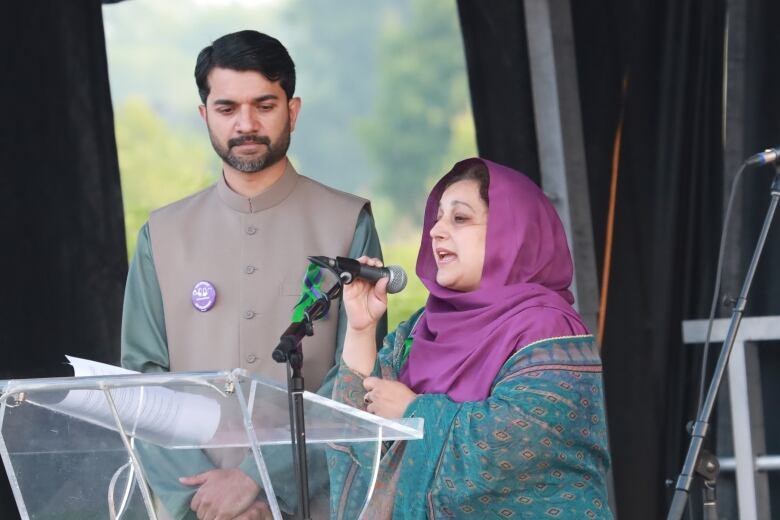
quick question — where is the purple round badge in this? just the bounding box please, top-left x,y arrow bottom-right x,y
191,281 -> 217,312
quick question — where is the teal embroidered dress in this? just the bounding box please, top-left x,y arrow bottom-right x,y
329,310 -> 613,519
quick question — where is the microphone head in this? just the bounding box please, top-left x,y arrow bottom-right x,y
385,265 -> 408,294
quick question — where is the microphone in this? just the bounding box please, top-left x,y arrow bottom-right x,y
308,256 -> 408,294
746,147 -> 780,166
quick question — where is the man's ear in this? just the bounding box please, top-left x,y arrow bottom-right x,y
288,97 -> 302,132
198,104 -> 207,122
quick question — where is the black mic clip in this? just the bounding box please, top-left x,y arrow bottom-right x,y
308,255 -> 408,294
272,289 -> 339,365
272,320 -> 311,365
307,255 -> 353,284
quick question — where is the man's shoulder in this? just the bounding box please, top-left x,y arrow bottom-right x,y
149,183 -> 218,221
295,174 -> 369,208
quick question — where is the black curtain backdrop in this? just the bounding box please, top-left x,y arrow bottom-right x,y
459,1 -> 729,518
0,1 -> 126,517
456,2 -> 540,185
740,0 -> 780,512
743,0 -> 780,316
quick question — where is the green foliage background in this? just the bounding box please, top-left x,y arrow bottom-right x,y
104,0 -> 477,331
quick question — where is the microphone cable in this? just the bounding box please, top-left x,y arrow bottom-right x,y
694,162 -> 747,416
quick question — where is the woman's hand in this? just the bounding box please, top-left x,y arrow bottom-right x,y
363,377 -> 418,419
342,256 -> 389,333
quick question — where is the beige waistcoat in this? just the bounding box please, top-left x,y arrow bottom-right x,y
148,162 -> 366,391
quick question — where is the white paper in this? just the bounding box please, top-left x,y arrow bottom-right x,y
30,356 -> 221,447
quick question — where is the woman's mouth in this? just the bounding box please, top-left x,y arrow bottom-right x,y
435,248 -> 456,265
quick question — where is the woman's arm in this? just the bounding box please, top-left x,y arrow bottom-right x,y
342,326 -> 380,377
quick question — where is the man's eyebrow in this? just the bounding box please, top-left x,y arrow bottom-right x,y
211,94 -> 280,106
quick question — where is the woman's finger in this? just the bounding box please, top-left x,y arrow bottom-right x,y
356,256 -> 385,267
374,277 -> 389,295
363,377 -> 379,391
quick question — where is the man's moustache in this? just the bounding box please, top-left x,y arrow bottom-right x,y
228,135 -> 271,147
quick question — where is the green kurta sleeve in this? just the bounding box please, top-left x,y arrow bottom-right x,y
121,224 -> 215,519
320,203 -> 386,398
121,222 -> 169,374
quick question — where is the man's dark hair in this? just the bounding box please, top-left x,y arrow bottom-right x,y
194,30 -> 296,104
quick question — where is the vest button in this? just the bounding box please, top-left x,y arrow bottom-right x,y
246,354 -> 257,363
246,226 -> 257,235
245,265 -> 257,274
243,310 -> 256,319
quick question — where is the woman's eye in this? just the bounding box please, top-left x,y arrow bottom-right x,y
454,214 -> 469,223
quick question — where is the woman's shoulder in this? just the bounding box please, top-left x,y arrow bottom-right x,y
488,334 -> 601,396
503,333 -> 600,376
488,306 -> 596,378
517,305 -> 589,340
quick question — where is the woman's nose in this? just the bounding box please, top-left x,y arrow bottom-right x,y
430,219 -> 446,239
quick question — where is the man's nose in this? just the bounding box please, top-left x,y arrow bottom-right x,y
236,106 -> 260,133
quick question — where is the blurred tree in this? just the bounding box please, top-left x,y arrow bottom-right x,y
435,108 -> 478,187
358,0 -> 475,218
384,241 -> 428,331
115,97 -> 218,256
278,0 -> 384,194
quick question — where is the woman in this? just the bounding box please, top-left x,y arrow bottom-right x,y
329,158 -> 612,519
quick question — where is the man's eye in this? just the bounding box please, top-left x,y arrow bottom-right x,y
218,108 -> 233,114
259,105 -> 274,111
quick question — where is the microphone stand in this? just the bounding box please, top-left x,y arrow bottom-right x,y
272,279 -> 342,520
667,166 -> 780,519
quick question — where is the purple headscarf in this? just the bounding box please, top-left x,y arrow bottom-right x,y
398,158 -> 589,402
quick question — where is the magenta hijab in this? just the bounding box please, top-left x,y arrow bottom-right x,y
398,158 -> 589,402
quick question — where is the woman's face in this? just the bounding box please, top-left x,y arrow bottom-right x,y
430,179 -> 488,292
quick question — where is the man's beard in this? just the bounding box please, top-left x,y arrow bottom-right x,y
209,120 -> 291,173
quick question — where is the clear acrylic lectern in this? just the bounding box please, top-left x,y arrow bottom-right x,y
0,369 -> 423,519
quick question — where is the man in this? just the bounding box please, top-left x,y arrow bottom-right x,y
121,30 -> 384,519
